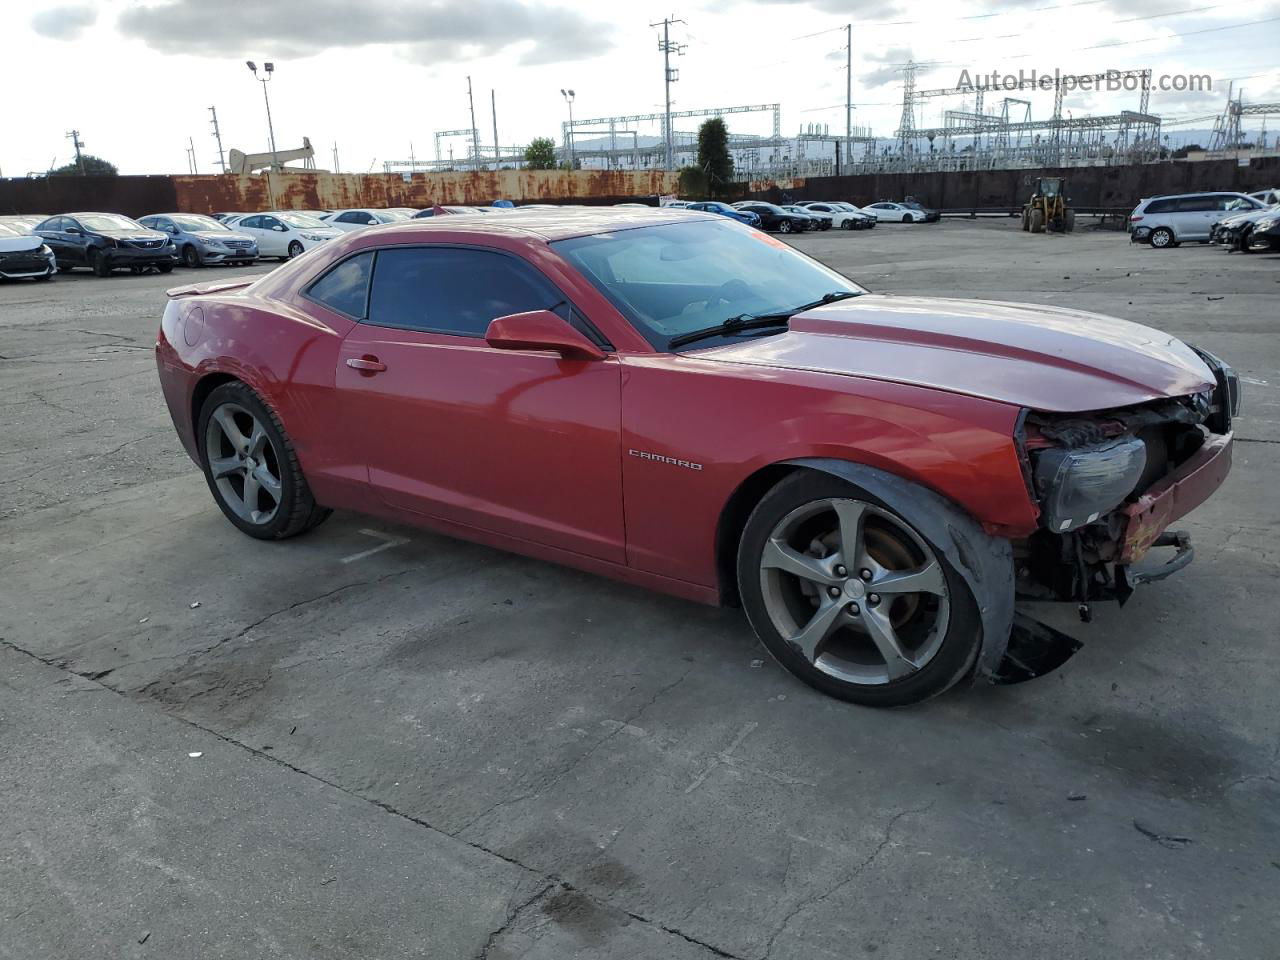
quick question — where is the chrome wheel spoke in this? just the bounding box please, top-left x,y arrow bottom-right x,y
873,561 -> 945,596
862,607 -> 918,680
761,539 -> 839,587
788,600 -> 844,662
241,469 -> 261,515
253,463 -> 282,503
246,420 -> 269,458
213,407 -> 248,452
210,455 -> 243,479
832,500 -> 867,567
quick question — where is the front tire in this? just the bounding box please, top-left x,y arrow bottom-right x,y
901,214 -> 912,223
197,381 -> 332,540
737,472 -> 981,707
287,240 -> 304,258
91,249 -> 112,277
182,245 -> 200,268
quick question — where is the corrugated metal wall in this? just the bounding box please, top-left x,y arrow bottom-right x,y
0,170 -> 681,218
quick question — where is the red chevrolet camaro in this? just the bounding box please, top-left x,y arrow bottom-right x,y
155,208 -> 1238,706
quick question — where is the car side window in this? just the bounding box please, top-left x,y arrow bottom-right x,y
367,247 -> 559,337
263,216 -> 284,230
240,216 -> 262,229
1145,198 -> 1174,214
305,251 -> 374,318
337,211 -> 363,224
1176,196 -> 1215,212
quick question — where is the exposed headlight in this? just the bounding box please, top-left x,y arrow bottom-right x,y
1191,346 -> 1242,427
1255,217 -> 1280,232
1033,436 -> 1147,533
39,244 -> 53,256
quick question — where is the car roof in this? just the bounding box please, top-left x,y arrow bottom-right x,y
351,206 -> 717,242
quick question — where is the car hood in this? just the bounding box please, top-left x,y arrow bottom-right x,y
690,294 -> 1214,412
196,230 -> 254,242
98,229 -> 169,241
0,234 -> 43,253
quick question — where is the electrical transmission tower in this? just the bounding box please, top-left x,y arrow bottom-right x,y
651,15 -> 686,170
897,61 -> 917,156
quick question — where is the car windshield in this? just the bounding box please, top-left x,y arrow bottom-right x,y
553,219 -> 864,351
0,223 -> 19,237
80,214 -> 143,231
173,215 -> 228,232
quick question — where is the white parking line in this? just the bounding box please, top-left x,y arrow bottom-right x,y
340,529 -> 410,564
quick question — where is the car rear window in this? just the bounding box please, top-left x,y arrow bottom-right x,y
305,251 -> 374,318
366,247 -> 557,337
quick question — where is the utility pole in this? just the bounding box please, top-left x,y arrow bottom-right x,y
208,106 -> 226,172
467,76 -> 481,171
650,16 -> 686,170
491,89 -> 500,168
845,23 -> 852,169
188,135 -> 198,174
66,130 -> 85,175
560,89 -> 576,168
332,142 -> 340,173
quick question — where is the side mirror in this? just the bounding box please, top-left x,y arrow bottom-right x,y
66,227 -> 82,235
485,310 -> 606,361
273,224 -> 286,231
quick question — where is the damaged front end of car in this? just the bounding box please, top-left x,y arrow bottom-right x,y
1009,347 -> 1239,645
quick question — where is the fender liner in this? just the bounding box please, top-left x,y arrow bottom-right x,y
787,458 -> 1015,682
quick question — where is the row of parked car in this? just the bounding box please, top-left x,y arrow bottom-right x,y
0,196 -> 944,282
659,199 -> 939,233
1128,188 -> 1280,252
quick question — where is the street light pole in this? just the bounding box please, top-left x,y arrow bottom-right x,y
246,61 -> 279,170
560,89 -> 576,169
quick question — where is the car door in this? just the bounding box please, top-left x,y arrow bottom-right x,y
1172,195 -> 1215,239
37,217 -> 68,262
332,244 -> 626,563
260,215 -> 291,255
61,217 -> 93,264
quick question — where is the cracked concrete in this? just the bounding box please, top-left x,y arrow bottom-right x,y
2,222 -> 1278,959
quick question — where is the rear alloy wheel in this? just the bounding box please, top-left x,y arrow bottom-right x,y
287,240 -> 304,258
183,245 -> 200,268
779,220 -> 794,234
738,473 -> 980,707
198,382 -> 331,540
1149,226 -> 1174,248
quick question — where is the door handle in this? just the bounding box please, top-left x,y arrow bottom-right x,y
346,356 -> 387,374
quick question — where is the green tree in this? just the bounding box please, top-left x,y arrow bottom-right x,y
524,137 -> 558,170
678,166 -> 708,198
696,118 -> 733,196
50,154 -> 118,176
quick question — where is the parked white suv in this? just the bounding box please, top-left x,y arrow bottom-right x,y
1129,192 -> 1267,248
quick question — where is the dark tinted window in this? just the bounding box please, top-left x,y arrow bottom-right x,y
337,211 -> 369,224
1176,195 -> 1217,212
306,251 -> 374,318
1144,198 -> 1175,213
240,215 -> 262,229
367,247 -> 557,336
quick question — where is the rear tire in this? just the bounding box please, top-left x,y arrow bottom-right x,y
1030,210 -> 1046,233
1149,226 -> 1175,248
737,472 -> 982,707
1064,210 -> 1076,233
1021,208 -> 1030,231
197,381 -> 332,540
780,220 -> 793,234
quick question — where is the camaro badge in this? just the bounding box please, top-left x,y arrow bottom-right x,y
628,449 -> 703,471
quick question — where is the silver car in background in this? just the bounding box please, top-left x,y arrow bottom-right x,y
138,213 -> 258,267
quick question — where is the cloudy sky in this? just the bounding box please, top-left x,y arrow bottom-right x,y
7,0 -> 1280,176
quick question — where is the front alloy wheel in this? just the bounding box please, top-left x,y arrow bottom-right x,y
738,473 -> 980,706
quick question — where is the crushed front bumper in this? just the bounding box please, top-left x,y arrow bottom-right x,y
1119,432 -> 1233,564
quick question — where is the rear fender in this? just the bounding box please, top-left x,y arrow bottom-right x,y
787,457 -> 1015,683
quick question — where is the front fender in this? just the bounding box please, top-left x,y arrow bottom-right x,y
787,457 -> 1015,683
